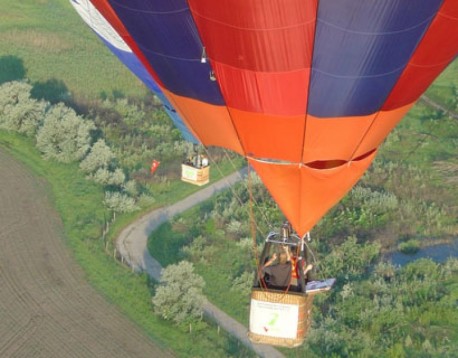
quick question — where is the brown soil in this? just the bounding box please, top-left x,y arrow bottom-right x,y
0,148 -> 174,358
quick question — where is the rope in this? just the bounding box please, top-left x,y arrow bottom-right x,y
248,165 -> 259,267
221,149 -> 272,236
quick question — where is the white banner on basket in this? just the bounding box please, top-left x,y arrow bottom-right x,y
182,165 -> 198,181
249,299 -> 299,339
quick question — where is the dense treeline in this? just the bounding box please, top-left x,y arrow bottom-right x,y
0,81 -> 147,215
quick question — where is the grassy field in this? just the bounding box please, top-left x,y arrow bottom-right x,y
0,0 -> 145,98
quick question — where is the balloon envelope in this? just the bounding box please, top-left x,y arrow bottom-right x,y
73,0 -> 458,235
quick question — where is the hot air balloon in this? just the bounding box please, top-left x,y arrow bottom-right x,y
72,0 -> 458,347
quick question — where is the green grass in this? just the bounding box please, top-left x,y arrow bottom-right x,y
0,130 -> 253,357
0,0 -> 144,98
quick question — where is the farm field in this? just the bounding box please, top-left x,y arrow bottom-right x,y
0,147 -> 173,357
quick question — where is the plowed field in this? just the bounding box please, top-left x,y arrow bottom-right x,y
0,148 -> 173,357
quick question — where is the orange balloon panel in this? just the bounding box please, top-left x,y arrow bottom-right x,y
354,103 -> 414,158
164,90 -> 244,155
249,150 -> 377,236
302,114 -> 376,162
302,103 -> 414,162
228,108 -> 305,162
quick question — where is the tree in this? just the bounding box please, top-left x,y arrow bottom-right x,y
152,261 -> 206,325
123,179 -> 139,197
103,191 -> 138,215
0,81 -> 46,135
79,138 -> 115,173
36,103 -> 95,163
91,168 -> 126,186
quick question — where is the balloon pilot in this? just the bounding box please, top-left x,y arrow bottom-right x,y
255,221 -> 333,294
184,145 -> 209,169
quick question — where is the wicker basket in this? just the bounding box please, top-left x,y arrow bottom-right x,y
181,164 -> 210,186
248,289 -> 314,348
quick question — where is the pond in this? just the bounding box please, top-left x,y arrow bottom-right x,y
387,240 -> 458,266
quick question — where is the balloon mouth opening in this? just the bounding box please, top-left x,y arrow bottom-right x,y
305,149 -> 376,170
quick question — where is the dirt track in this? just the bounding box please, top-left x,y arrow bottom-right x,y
0,148 -> 173,358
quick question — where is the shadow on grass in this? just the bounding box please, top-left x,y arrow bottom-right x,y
31,78 -> 71,105
0,55 -> 26,84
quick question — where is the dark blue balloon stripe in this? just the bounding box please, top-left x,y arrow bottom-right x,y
108,0 -> 225,105
308,0 -> 443,117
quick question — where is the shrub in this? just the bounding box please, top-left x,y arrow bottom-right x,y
90,167 -> 126,186
152,261 -> 205,325
398,239 -> 420,255
0,81 -> 46,135
36,103 -> 94,163
79,138 -> 115,173
103,191 -> 138,214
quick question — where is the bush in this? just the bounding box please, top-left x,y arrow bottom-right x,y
152,261 -> 205,325
36,103 -> 95,163
103,191 -> 138,214
79,138 -> 115,173
398,239 -> 420,254
0,81 -> 46,135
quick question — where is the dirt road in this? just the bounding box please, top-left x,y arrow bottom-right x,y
117,168 -> 285,358
0,148 -> 173,358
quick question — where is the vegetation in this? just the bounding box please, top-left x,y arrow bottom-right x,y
304,257 -> 458,357
398,239 -> 421,255
1,1 -> 457,356
149,177 -> 457,356
152,261 -> 206,327
148,74 -> 458,356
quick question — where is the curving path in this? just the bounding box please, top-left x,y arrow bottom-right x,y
0,148 -> 174,358
116,168 -> 285,358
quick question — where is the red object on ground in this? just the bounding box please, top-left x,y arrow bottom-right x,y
150,160 -> 160,174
